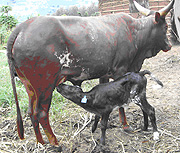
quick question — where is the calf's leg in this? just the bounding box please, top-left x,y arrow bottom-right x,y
100,112 -> 110,145
99,78 -> 131,132
92,115 -> 100,133
139,93 -> 159,140
142,110 -> 149,131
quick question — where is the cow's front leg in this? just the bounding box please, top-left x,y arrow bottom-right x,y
118,107 -> 133,132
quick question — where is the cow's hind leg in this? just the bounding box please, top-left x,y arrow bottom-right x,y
29,90 -> 58,146
16,69 -> 45,144
30,111 -> 45,144
30,75 -> 67,146
37,93 -> 59,146
26,87 -> 45,144
19,77 -> 58,145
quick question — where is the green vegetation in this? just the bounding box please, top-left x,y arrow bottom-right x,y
0,5 -> 18,46
0,53 -> 98,118
0,53 -> 12,108
54,2 -> 99,17
0,53 -> 27,116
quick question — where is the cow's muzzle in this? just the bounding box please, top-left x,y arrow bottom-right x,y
162,44 -> 172,52
162,39 -> 172,52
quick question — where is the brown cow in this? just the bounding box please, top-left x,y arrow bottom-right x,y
7,0 -> 174,146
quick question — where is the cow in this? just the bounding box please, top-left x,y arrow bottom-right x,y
7,0 -> 174,146
56,70 -> 163,145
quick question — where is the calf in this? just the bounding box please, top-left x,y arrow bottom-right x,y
56,70 -> 163,145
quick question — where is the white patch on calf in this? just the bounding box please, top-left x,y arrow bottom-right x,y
131,95 -> 141,106
153,131 -> 159,140
152,84 -> 163,89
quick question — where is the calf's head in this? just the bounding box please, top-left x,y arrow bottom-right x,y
56,84 -> 83,100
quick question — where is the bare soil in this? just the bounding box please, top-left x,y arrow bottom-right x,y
0,46 -> 180,153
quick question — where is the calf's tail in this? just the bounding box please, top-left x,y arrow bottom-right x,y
140,70 -> 163,87
7,26 -> 24,140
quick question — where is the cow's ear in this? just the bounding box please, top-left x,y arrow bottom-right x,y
155,12 -> 161,23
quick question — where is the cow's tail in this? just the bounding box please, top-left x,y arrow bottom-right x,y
140,70 -> 163,87
7,26 -> 24,140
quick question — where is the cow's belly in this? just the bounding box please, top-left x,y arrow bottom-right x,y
61,60 -> 110,82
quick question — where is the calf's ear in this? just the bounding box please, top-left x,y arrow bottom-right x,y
155,12 -> 161,23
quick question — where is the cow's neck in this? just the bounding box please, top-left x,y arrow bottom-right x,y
135,17 -> 155,51
128,16 -> 156,72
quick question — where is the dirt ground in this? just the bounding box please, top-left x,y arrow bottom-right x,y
0,45 -> 180,153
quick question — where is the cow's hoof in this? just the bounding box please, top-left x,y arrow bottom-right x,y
48,145 -> 62,152
123,125 -> 134,133
153,131 -> 159,140
56,146 -> 62,152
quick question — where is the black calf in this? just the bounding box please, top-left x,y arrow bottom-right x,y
56,70 -> 162,145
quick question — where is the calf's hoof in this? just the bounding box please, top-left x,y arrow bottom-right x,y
92,125 -> 97,133
142,126 -> 148,131
100,137 -> 105,145
153,131 -> 159,140
123,125 -> 134,133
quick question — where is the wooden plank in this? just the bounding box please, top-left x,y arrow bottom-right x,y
101,3 -> 129,10
101,2 -> 129,7
174,0 -> 180,39
101,1 -> 128,6
150,6 -> 164,8
101,8 -> 129,13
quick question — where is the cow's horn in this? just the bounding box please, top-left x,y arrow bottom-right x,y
159,0 -> 174,17
133,0 -> 153,16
